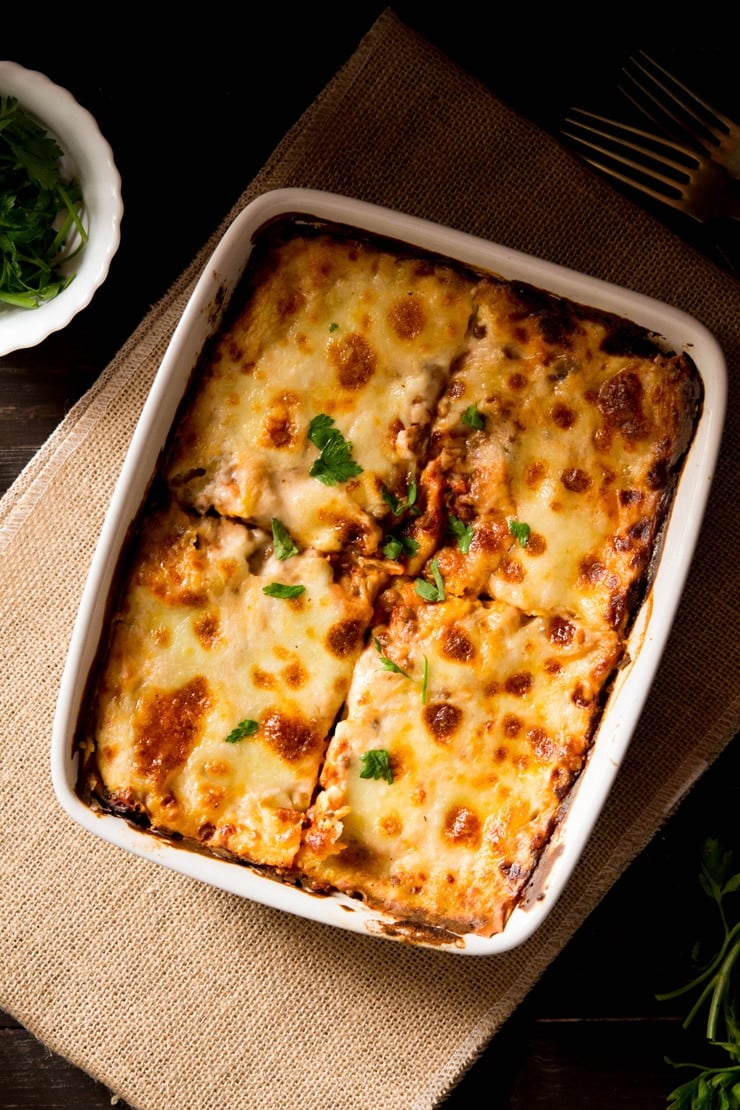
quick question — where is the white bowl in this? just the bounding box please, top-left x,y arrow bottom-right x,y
51,188 -> 727,955
0,61 -> 122,356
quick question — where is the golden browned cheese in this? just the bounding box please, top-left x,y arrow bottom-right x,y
424,278 -> 702,632
297,581 -> 622,936
84,504 -> 377,869
77,219 -> 702,937
165,230 -> 474,556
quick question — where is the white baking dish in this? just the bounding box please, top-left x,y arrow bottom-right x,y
51,188 -> 727,955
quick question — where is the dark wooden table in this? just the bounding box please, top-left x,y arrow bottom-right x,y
1,15 -> 737,1108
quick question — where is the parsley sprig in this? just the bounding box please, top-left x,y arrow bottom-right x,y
461,404 -> 486,430
271,517 -> 298,560
415,557 -> 445,602
508,518 -> 531,548
374,638 -> 429,703
359,749 -> 394,784
262,582 -> 305,599
382,532 -> 419,561
374,637 -> 412,679
307,414 -> 363,485
659,837 -> 740,1109
0,96 -> 87,308
224,718 -> 259,744
381,480 -> 418,516
449,514 -> 474,554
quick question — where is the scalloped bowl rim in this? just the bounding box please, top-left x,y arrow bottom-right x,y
0,60 -> 123,356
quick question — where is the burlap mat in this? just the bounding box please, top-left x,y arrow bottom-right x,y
1,11 -> 738,1110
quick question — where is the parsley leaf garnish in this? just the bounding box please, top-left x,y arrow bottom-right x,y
374,637 -> 412,679
382,533 -> 419,561
0,96 -> 87,308
307,414 -> 363,485
508,519 -> 531,548
359,749 -> 394,784
374,638 -> 428,703
461,405 -> 486,430
381,480 -> 418,516
224,718 -> 259,743
262,583 -> 305,599
421,655 -> 429,704
328,322 -> 339,332
449,514 -> 474,554
414,557 -> 446,602
382,536 -> 404,560
271,517 -> 298,560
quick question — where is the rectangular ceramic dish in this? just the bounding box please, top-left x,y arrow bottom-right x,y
51,188 -> 726,954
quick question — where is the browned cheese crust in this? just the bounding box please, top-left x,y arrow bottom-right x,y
76,219 -> 703,937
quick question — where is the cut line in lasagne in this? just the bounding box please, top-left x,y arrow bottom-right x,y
75,215 -> 703,940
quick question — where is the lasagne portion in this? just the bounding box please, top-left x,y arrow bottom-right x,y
297,581 -> 622,935
76,216 -> 703,940
423,278 -> 702,631
165,229 -> 474,556
81,501 -> 378,869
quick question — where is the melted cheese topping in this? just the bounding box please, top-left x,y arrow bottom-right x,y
89,505 -> 375,868
78,221 -> 702,939
427,279 -> 699,631
166,232 -> 474,555
298,582 -> 622,935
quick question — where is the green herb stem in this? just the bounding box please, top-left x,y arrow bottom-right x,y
657,837 -> 740,1109
706,936 -> 740,1042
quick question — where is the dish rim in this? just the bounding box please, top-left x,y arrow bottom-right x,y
50,187 -> 727,955
0,60 -> 123,356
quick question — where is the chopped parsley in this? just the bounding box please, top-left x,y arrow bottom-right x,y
0,95 -> 87,308
307,414 -> 363,485
508,518 -> 531,548
328,321 -> 339,332
374,638 -> 428,703
421,655 -> 429,704
359,748 -> 394,784
449,514 -> 474,554
262,582 -> 305,599
382,533 -> 419,561
271,517 -> 298,560
414,557 -> 446,602
224,718 -> 259,744
461,405 -> 486,430
374,637 -> 412,679
381,480 -> 418,516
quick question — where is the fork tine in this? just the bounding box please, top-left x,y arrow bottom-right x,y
562,111 -> 702,217
563,111 -> 700,180
571,156 -> 690,216
562,103 -> 740,225
564,109 -> 699,157
620,52 -> 739,155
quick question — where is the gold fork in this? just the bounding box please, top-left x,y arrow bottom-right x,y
619,52 -> 740,179
562,108 -> 740,224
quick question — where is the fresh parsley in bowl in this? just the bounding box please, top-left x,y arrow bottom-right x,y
0,61 -> 122,356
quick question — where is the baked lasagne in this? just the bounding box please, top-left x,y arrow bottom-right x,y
76,215 -> 702,940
